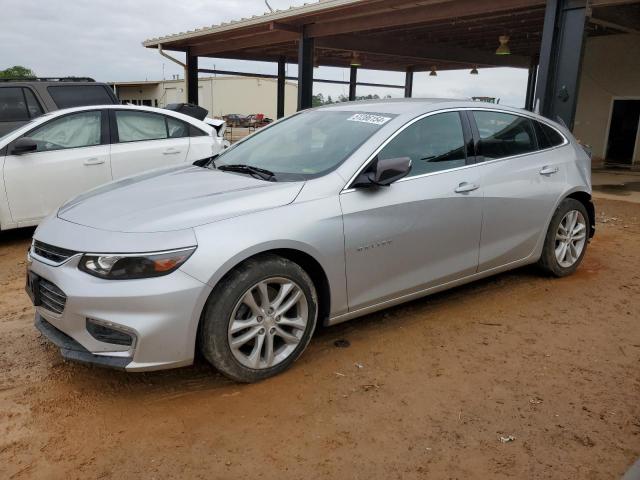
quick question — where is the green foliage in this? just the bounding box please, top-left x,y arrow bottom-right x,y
0,66 -> 36,80
312,93 -> 392,106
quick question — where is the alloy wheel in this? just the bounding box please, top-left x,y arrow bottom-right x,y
227,277 -> 308,369
555,210 -> 587,268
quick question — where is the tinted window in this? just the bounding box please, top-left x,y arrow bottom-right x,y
378,112 -> 466,177
167,117 -> 189,138
116,111 -> 167,142
28,111 -> 101,152
23,88 -> 43,118
534,121 -> 564,148
473,111 -> 536,159
47,85 -> 115,108
0,87 -> 29,122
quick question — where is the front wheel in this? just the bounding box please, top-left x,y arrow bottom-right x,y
538,198 -> 590,277
199,254 -> 318,383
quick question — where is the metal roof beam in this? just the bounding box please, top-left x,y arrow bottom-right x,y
317,34 -> 531,68
305,0 -> 545,38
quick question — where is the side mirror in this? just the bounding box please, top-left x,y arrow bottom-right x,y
352,156 -> 412,188
11,137 -> 38,155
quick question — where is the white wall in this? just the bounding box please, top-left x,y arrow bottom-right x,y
574,34 -> 640,167
115,76 -> 298,120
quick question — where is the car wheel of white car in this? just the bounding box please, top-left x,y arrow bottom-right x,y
199,254 -> 318,382
538,198 -> 590,277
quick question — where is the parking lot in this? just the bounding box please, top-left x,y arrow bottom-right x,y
0,196 -> 638,479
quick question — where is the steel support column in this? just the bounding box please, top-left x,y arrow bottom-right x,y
186,48 -> 198,105
349,66 -> 358,101
297,30 -> 314,110
525,58 -> 538,111
277,57 -> 286,119
404,66 -> 414,98
535,0 -> 587,129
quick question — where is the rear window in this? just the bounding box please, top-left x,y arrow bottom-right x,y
47,85 -> 115,108
534,121 -> 565,149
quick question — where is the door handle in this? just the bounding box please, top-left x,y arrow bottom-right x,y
539,165 -> 559,176
83,158 -> 105,166
163,149 -> 182,155
454,182 -> 479,194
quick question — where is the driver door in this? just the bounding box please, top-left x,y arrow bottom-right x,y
340,111 -> 483,311
3,110 -> 111,225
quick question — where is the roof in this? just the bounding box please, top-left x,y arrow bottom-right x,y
143,0 -> 633,72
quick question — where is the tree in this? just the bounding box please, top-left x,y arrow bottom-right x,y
0,66 -> 36,80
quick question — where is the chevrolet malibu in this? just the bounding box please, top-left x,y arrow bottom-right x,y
27,99 -> 595,382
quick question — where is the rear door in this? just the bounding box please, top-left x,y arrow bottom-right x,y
469,110 -> 567,271
109,109 -> 189,179
341,111 -> 483,311
3,110 -> 111,225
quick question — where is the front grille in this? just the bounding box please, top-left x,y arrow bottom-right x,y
33,240 -> 78,264
39,278 -> 67,314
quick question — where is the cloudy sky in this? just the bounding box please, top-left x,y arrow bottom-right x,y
1,0 -> 528,107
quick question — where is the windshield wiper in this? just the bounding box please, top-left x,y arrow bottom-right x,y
217,164 -> 276,181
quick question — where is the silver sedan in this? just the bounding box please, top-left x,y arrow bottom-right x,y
27,99 -> 594,382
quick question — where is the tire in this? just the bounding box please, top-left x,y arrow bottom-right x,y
199,254 -> 318,383
538,198 -> 590,277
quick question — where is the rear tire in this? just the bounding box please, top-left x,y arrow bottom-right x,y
199,254 -> 318,383
538,198 -> 590,277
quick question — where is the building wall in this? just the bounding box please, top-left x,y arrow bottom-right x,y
574,34 -> 640,167
114,76 -> 298,119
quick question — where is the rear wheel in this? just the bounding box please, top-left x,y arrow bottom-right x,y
199,254 -> 317,382
538,198 -> 590,277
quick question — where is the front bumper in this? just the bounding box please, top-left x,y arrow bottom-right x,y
29,251 -> 212,372
35,314 -> 131,369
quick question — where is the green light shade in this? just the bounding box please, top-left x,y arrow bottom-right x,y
496,35 -> 511,55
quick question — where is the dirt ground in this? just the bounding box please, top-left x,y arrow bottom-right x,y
1,197 -> 639,480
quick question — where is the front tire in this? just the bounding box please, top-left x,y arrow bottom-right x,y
538,198 -> 590,277
199,254 -> 318,383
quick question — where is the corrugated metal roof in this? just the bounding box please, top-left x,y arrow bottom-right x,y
142,0 -> 365,47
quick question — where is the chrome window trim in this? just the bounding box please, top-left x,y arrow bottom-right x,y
341,106 -> 569,194
80,246 -> 197,257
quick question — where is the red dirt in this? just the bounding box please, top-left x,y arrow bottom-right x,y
1,198 -> 639,479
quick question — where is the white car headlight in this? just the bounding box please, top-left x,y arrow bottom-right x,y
79,247 -> 196,280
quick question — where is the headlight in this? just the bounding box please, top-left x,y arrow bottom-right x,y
79,247 -> 196,280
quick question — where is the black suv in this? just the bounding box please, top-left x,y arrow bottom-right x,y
0,78 -> 118,136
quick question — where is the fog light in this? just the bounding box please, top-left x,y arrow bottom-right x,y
86,318 -> 136,347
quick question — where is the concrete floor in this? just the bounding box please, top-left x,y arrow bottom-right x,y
592,169 -> 640,204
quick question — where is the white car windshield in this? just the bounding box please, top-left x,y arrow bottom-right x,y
214,110 -> 395,181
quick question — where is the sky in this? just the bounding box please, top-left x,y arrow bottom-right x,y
0,0 -> 528,107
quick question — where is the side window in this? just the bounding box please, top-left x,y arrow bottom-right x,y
28,111 -> 101,152
378,112 -> 466,177
534,121 -> 565,149
116,111 -> 167,142
473,111 -> 536,159
167,117 -> 189,138
47,85 -> 115,108
0,87 -> 29,122
23,88 -> 43,118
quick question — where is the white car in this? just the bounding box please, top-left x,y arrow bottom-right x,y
0,105 -> 225,230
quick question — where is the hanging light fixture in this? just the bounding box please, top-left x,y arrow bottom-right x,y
349,52 -> 362,67
429,65 -> 438,77
470,65 -> 479,75
495,35 -> 511,55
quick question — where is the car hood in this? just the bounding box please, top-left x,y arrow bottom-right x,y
58,165 -> 304,233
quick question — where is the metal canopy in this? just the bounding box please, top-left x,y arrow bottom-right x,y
143,0 -> 632,72
143,0 -> 640,123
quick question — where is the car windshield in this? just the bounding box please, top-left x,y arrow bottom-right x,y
214,110 -> 395,181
